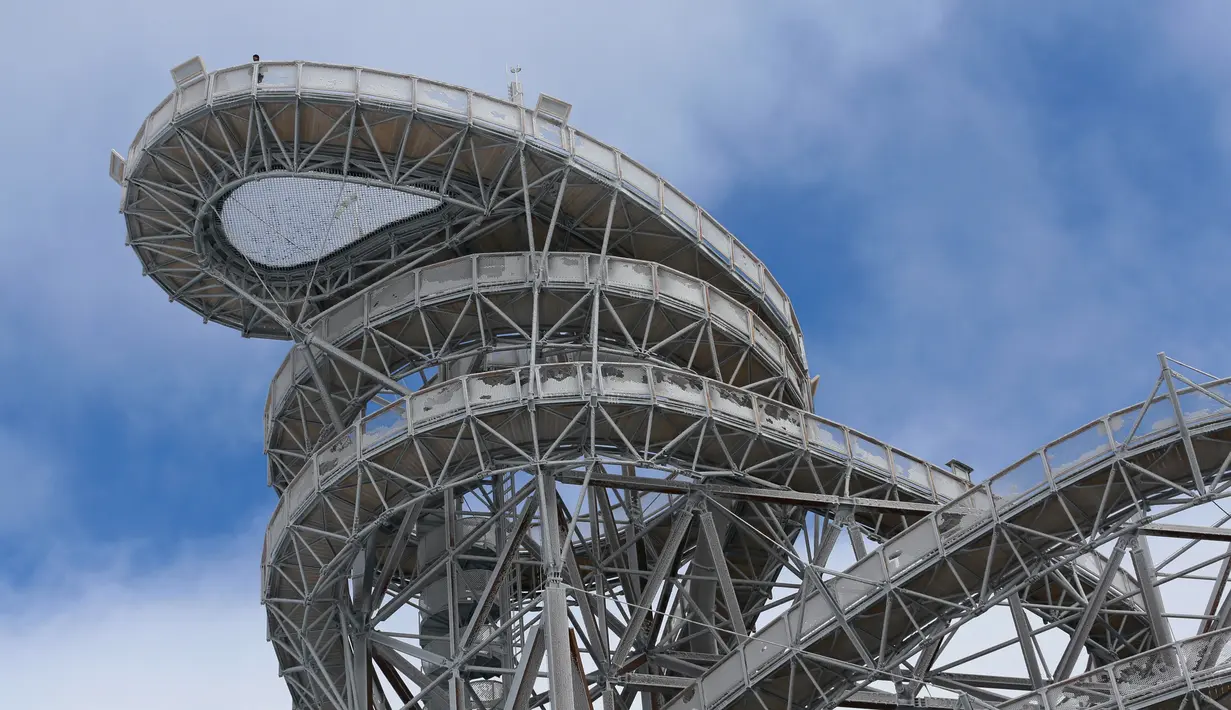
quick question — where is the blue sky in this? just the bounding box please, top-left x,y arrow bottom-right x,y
3,1 -> 1231,706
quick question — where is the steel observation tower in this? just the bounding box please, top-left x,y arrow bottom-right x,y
113,56 -> 1231,710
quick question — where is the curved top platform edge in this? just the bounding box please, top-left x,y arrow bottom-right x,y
113,59 -> 804,358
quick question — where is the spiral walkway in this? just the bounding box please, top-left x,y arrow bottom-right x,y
113,57 -> 1231,710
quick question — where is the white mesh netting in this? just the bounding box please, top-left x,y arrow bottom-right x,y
220,176 -> 442,268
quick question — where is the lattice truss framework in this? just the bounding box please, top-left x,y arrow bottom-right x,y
114,59 -> 1231,710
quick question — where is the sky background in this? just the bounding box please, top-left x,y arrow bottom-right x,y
3,1 -> 1231,706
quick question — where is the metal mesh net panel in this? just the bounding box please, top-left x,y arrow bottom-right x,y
466,679 -> 502,709
1112,648 -> 1185,703
219,176 -> 441,268
1046,669 -> 1113,710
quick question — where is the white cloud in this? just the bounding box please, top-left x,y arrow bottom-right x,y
756,7 -> 1231,475
1159,0 -> 1231,161
0,528 -> 286,709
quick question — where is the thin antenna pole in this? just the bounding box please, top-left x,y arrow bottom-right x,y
507,64 -> 524,106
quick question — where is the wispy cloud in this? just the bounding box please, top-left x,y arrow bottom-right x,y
0,527 -> 286,708
0,428 -> 61,537
721,4 -> 1231,475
